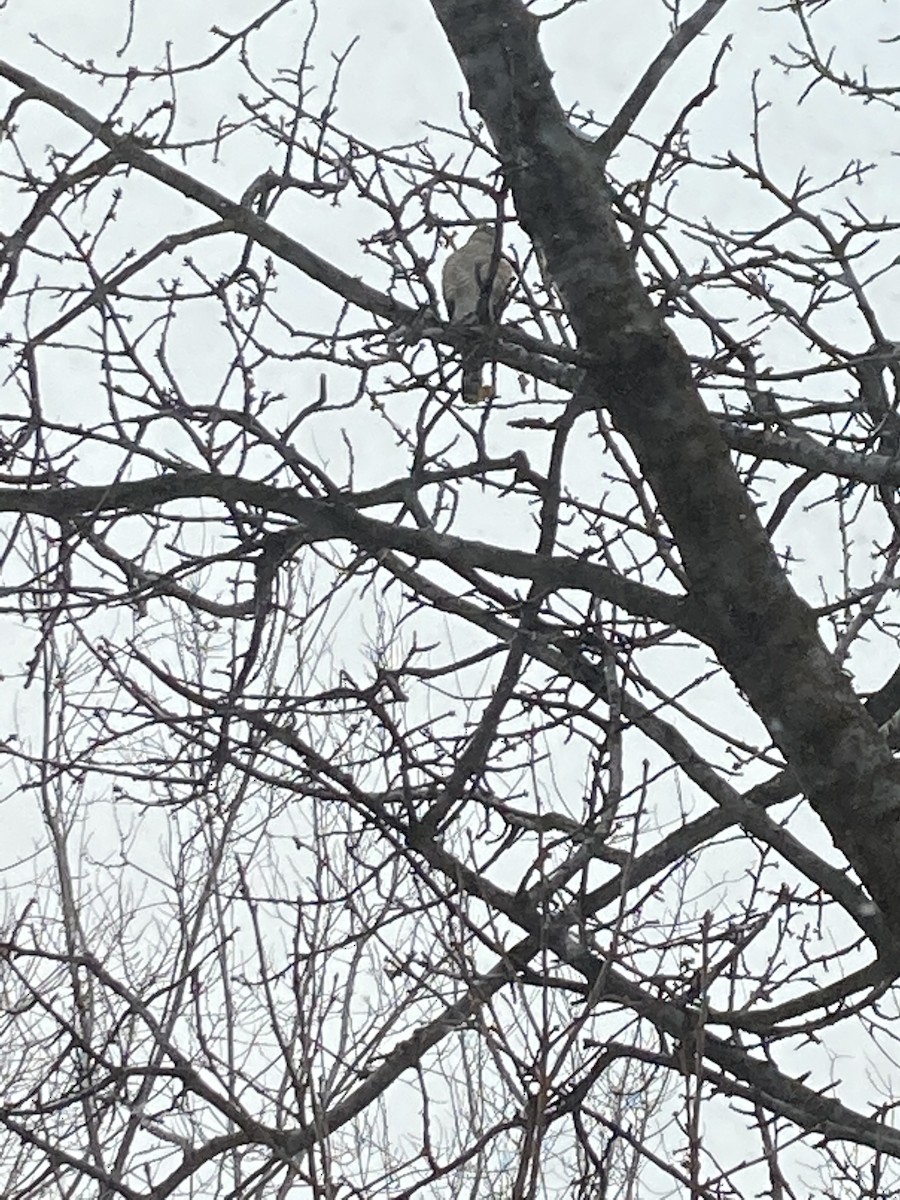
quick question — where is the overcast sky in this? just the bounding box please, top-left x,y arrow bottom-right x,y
4,0 -> 899,849
3,4 -> 900,1184
3,4 -> 898,783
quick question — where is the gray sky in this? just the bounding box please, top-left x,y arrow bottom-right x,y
3,1 -> 900,1191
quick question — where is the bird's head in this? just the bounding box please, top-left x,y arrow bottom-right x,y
468,222 -> 499,247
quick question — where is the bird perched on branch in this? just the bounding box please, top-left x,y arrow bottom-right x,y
441,224 -> 514,404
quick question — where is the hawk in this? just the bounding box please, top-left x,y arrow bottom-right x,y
441,225 -> 513,404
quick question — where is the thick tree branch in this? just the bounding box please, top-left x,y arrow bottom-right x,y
719,420 -> 900,484
0,472 -> 692,631
428,0 -> 900,930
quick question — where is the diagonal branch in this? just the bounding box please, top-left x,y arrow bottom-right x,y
0,60 -> 566,387
595,0 -> 731,162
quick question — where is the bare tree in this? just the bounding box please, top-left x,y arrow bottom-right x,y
2,0 -> 900,1195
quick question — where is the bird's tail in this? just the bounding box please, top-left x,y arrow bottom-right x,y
461,350 -> 485,404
